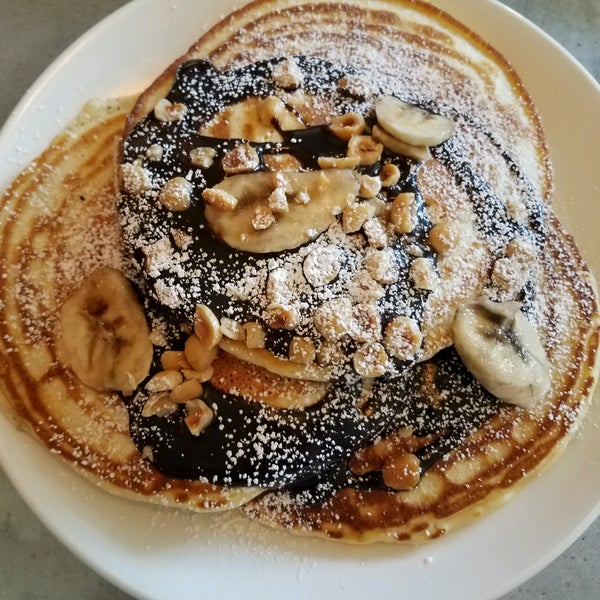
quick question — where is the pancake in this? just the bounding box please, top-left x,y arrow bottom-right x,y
0,0 -> 598,543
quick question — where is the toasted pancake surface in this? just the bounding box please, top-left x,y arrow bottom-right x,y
0,0 -> 598,543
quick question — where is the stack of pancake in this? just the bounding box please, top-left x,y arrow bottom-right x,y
0,0 -> 598,542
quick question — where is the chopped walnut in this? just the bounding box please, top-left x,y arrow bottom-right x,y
222,143 -> 260,174
384,316 -> 422,360
154,98 -> 187,122
159,177 -> 192,211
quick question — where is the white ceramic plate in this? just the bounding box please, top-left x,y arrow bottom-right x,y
0,1 -> 599,599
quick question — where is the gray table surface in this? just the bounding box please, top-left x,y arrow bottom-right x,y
0,1 -> 598,598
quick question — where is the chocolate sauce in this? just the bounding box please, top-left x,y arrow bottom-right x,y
118,55 -> 540,501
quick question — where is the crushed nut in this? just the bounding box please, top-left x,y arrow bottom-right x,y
316,340 -> 346,367
154,98 -> 188,122
359,174 -> 382,199
428,221 -> 459,254
145,369 -> 184,393
342,201 -> 378,233
363,217 -> 389,248
171,378 -> 204,404
264,303 -> 300,330
349,303 -> 382,343
329,112 -> 366,140
379,163 -> 401,187
289,337 -> 316,364
251,205 -> 276,230
347,135 -> 383,166
222,143 -> 260,174
142,392 -> 178,418
390,192 -> 417,234
337,75 -> 374,99
146,144 -> 163,161
268,187 -> 289,213
506,237 -> 537,264
202,187 -> 238,211
184,399 -> 214,436
410,257 -> 439,290
384,316 -> 422,360
184,333 -> 218,371
182,366 -> 214,383
193,304 -> 222,348
171,228 -> 193,250
190,146 -> 217,169
161,350 -> 190,371
292,190 -> 311,205
244,322 -> 266,348
272,58 -> 304,89
317,155 -> 360,169
219,317 -> 245,340
314,297 -> 353,341
120,163 -> 152,195
159,177 -> 193,211
303,245 -> 342,287
353,342 -> 388,378
363,248 -> 398,284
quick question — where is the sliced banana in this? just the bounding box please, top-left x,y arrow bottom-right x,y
204,169 -> 359,253
60,267 -> 153,395
375,95 -> 455,147
219,338 -> 332,382
452,298 -> 551,409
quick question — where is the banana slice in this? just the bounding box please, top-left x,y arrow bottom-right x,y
375,95 -> 455,147
60,267 -> 153,395
204,169 -> 359,253
219,338 -> 332,382
452,298 -> 551,409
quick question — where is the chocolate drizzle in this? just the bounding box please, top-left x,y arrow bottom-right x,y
118,55 -> 542,501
